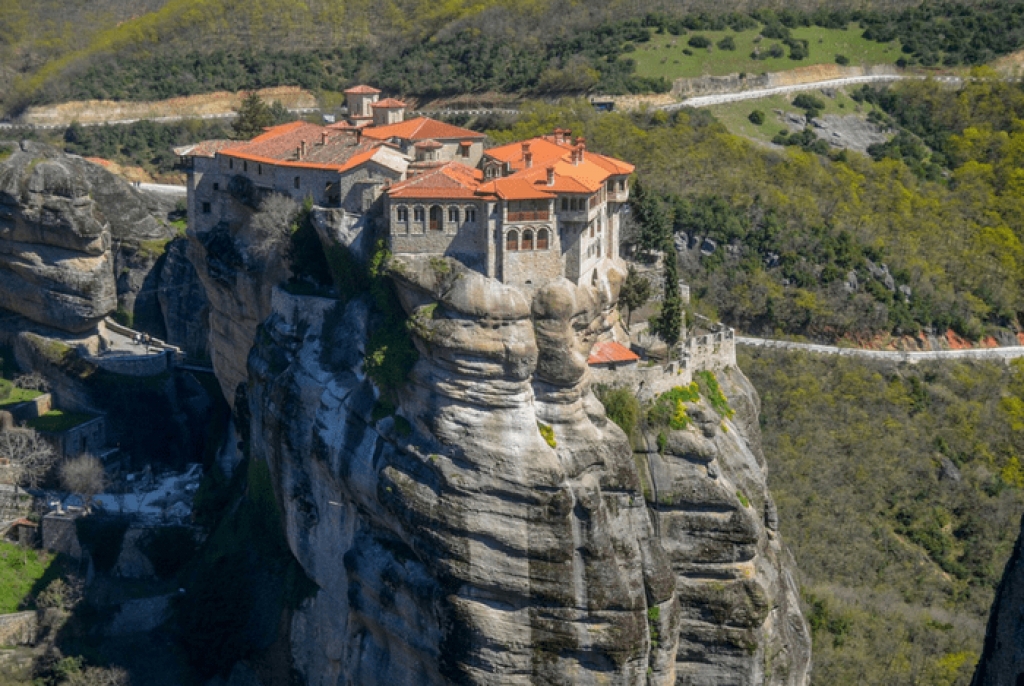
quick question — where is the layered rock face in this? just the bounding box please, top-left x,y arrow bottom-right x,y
245,254 -> 810,685
158,238 -> 210,360
0,140 -> 170,333
972,513 -> 1024,685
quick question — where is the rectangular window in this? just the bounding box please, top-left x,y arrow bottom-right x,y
448,207 -> 459,223
466,208 -> 476,223
212,182 -> 219,191
397,207 -> 408,222
460,145 -> 470,158
243,161 -> 248,172
202,202 -> 211,214
258,164 -> 262,175
294,176 -> 300,189
229,159 -> 234,170
561,198 -> 568,211
619,179 -> 626,191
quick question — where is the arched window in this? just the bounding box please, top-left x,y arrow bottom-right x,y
465,207 -> 477,223
413,206 -> 425,222
537,228 -> 549,250
506,230 -> 519,252
429,205 -> 442,231
522,230 -> 534,250
396,206 -> 408,222
448,207 -> 460,223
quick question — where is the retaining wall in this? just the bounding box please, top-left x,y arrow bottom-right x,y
0,612 -> 37,646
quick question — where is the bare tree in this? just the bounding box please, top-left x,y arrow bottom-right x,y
0,427 -> 58,493
13,372 -> 49,392
247,193 -> 299,263
60,454 -> 107,511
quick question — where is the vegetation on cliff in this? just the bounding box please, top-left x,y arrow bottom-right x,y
741,348 -> 1024,685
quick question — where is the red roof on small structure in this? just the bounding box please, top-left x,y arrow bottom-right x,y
372,98 -> 407,108
344,84 -> 381,94
588,341 -> 640,365
362,116 -> 485,142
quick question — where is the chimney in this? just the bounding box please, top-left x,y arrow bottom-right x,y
296,146 -> 302,159
301,140 -> 307,158
321,132 -> 328,145
573,137 -> 586,164
546,166 -> 555,186
522,142 -> 532,168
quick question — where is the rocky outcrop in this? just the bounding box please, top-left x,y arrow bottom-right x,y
972,513 -> 1024,686
244,253 -> 810,685
158,238 -> 210,360
0,140 -> 172,333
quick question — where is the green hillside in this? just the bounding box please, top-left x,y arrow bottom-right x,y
7,2 -> 1024,116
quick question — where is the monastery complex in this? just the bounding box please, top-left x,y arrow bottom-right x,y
177,85 -> 633,289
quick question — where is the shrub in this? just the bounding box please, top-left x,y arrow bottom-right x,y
835,54 -> 850,65
716,36 -> 736,51
142,526 -> 197,579
748,109 -> 766,125
696,371 -> 735,419
595,386 -> 640,437
687,35 -> 711,49
768,43 -> 785,59
75,516 -> 131,574
792,93 -> 826,114
537,422 -> 557,448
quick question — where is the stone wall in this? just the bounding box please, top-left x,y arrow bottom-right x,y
0,612 -> 37,646
42,512 -> 82,558
681,325 -> 737,375
6,393 -> 52,423
45,416 -> 105,460
671,63 -> 900,98
91,350 -> 172,377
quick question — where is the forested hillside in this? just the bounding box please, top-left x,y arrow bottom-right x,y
7,0 -> 1024,117
740,349 -> 1024,685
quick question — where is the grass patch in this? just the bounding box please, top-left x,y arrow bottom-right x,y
0,379 -> 43,407
705,88 -> 864,144
696,371 -> 735,419
0,144 -> 12,162
631,23 -> 900,82
27,410 -> 96,433
0,541 -> 56,613
137,237 -> 173,259
648,383 -> 701,431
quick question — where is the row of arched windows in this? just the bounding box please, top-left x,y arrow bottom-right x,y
395,204 -> 478,229
506,228 -> 550,252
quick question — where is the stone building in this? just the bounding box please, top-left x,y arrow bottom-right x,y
384,129 -> 633,289
177,86 -> 634,291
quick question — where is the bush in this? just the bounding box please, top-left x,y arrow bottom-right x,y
142,526 -> 197,579
835,54 -> 850,65
537,422 -> 557,448
595,386 -> 640,437
716,36 -> 736,51
748,109 -> 766,125
768,43 -> 785,59
75,516 -> 131,574
687,35 -> 711,49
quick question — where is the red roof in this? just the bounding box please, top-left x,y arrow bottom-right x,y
216,121 -> 382,169
388,162 -> 487,200
588,341 -> 640,365
173,140 -> 236,158
344,84 -> 381,94
362,116 -> 485,142
372,98 -> 407,108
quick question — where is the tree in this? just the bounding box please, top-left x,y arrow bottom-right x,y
0,427 -> 58,493
247,193 -> 300,263
631,179 -> 671,259
60,454 -> 107,511
619,266 -> 652,330
651,242 -> 683,346
232,93 -> 292,140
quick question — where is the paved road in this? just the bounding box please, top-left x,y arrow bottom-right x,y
0,108 -> 319,131
137,182 -> 186,196
736,335 -> 1024,362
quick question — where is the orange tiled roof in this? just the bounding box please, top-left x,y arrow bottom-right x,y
344,84 -> 381,94
217,121 -> 383,170
586,151 -> 635,176
173,140 -> 236,158
388,162 -> 488,200
588,341 -> 640,365
372,98 -> 407,108
362,117 -> 485,142
484,137 -> 570,171
477,175 -> 555,201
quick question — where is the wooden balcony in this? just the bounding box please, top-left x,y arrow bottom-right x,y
507,210 -> 550,222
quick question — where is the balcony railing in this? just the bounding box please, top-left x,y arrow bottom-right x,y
507,210 -> 550,222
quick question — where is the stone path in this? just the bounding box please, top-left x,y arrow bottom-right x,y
736,335 -> 1024,362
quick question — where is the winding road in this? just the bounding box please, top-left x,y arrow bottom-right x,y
736,335 -> 1024,362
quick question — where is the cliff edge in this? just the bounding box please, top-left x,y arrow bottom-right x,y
236,251 -> 810,685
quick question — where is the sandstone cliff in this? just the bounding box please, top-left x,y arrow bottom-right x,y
0,140 -> 173,333
972,513 -> 1024,685
237,251 -> 810,685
